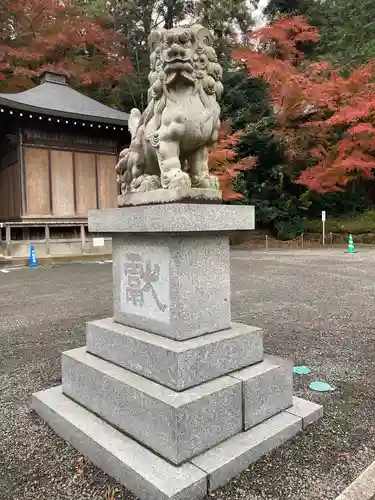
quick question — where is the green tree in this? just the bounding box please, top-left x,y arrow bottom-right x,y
307,0 -> 375,68
195,0 -> 253,40
264,0 -> 309,18
78,0 -> 254,110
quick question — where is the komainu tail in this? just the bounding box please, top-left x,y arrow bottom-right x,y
128,108 -> 142,140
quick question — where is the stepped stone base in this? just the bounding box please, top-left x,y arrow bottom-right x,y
62,347 -> 243,465
86,318 -> 263,391
31,204 -> 323,499
231,355 -> 293,430
32,386 -> 322,500
61,344 -> 293,465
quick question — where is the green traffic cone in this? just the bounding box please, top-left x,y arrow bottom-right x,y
347,234 -> 356,253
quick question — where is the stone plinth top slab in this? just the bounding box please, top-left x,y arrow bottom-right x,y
88,204 -> 255,233
86,318 -> 264,391
118,187 -> 222,207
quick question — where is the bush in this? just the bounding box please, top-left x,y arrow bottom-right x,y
303,210 -> 375,234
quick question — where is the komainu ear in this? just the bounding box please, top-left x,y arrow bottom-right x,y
191,24 -> 213,46
148,29 -> 165,51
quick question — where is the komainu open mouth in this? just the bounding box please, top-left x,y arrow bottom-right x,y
164,59 -> 193,73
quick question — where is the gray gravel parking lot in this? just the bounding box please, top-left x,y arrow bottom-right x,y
1,249 -> 375,500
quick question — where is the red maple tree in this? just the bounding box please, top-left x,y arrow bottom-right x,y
233,16 -> 375,193
209,121 -> 255,201
0,0 -> 131,92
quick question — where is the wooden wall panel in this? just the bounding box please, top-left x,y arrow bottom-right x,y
97,154 -> 117,209
4,167 -> 12,217
50,150 -> 75,216
0,163 -> 21,219
24,147 -> 50,216
74,152 -> 97,216
0,169 -> 4,218
0,168 -> 10,218
12,163 -> 21,217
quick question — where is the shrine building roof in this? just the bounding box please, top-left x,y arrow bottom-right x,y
0,72 -> 129,127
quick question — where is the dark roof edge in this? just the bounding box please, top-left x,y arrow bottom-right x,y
0,96 -> 129,126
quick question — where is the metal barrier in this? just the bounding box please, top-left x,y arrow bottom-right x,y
0,221 -> 110,258
247,232 -> 375,249
265,234 -> 304,249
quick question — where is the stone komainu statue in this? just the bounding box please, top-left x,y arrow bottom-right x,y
116,25 -> 224,195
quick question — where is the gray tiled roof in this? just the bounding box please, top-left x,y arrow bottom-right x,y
0,79 -> 129,126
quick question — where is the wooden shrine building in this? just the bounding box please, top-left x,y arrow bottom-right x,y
0,71 -> 129,223
0,72 -> 129,259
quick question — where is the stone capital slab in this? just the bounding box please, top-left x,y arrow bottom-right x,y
88,204 -> 255,234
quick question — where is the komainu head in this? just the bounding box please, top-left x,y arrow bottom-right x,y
147,24 -> 223,102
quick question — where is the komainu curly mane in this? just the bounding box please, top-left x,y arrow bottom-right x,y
116,24 -> 223,197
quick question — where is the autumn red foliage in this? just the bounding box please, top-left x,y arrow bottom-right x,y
209,121 -> 255,201
0,0 -> 131,92
234,16 -> 375,193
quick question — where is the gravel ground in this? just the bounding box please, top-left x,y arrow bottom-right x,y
1,249 -> 375,500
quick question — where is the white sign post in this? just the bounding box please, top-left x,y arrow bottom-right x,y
322,211 -> 326,245
93,237 -> 105,247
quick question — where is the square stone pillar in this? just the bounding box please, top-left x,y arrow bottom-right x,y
111,232 -> 231,339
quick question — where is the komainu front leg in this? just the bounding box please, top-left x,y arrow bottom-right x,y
188,147 -> 220,190
157,140 -> 191,189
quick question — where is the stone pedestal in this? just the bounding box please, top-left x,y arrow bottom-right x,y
32,201 -> 323,500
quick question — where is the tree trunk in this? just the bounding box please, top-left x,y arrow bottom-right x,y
164,0 -> 175,29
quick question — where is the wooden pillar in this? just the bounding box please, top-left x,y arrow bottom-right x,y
18,129 -> 27,216
22,227 -> 30,240
5,224 -> 11,257
80,224 -> 86,254
45,224 -> 50,256
95,155 -> 100,209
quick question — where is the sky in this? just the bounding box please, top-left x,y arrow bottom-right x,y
251,0 -> 270,28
